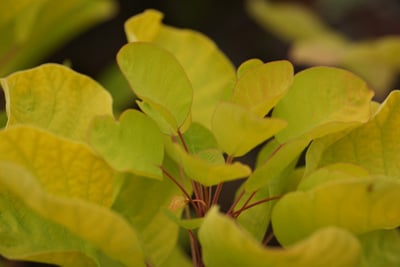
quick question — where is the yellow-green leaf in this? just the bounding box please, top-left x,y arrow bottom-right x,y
273,66 -> 373,143
199,207 -> 362,267
117,42 -> 193,134
88,109 -> 164,179
212,102 -> 287,157
0,125 -> 115,206
236,58 -> 263,78
272,177 -> 400,246
358,229 -> 400,267
0,64 -> 113,141
231,60 -> 293,117
171,144 -> 251,186
0,161 -> 145,267
125,9 -> 236,129
306,90 -> 400,179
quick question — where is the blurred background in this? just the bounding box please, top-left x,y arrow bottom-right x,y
1,0 -> 400,266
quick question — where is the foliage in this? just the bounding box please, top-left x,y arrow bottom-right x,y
0,8 -> 399,267
247,0 -> 400,99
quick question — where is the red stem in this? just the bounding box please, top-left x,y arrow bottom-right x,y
232,195 -> 282,217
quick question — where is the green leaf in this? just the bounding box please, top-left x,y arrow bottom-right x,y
163,209 -> 204,230
0,111 -> 6,128
88,109 -> 164,179
245,138 -> 309,191
0,161 -> 145,267
97,63 -> 135,114
231,60 -> 293,117
0,125 -> 115,206
272,177 -> 400,246
358,229 -> 400,267
306,90 -> 400,178
0,0 -> 117,76
298,163 -> 370,191
125,9 -> 236,129
181,122 -> 218,154
273,66 -> 373,143
211,102 -> 287,157
170,144 -> 251,186
237,162 -> 300,241
112,171 -> 181,267
0,64 -> 113,141
199,207 -> 362,267
117,42 -> 193,134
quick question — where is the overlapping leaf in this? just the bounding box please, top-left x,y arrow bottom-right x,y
88,109 -> 164,179
273,66 -> 373,143
199,207 -> 362,267
231,60 -> 293,117
272,177 -> 400,246
117,42 -> 193,134
306,90 -> 400,178
112,169 -> 182,267
0,162 -> 145,267
0,64 -> 113,141
211,102 -> 287,157
124,9 -> 236,129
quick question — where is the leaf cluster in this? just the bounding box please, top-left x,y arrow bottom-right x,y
0,8 -> 399,267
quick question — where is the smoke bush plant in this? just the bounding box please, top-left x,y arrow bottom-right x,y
0,9 -> 399,267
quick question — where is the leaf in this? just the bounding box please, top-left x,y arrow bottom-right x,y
237,162 -> 300,241
0,161 -> 145,267
170,144 -> 251,186
211,102 -> 287,157
0,111 -> 6,128
246,0 -> 332,42
272,177 -> 400,246
245,138 -> 309,191
117,42 -> 193,134
181,122 -> 218,154
298,163 -> 370,191
88,109 -> 164,179
306,90 -> 400,179
112,170 -> 181,267
0,0 -> 117,76
0,125 -> 115,206
273,66 -> 373,143
199,207 -> 362,267
0,64 -> 113,141
163,209 -> 204,230
125,9 -> 236,129
231,60 -> 293,117
358,229 -> 400,267
236,58 -> 263,78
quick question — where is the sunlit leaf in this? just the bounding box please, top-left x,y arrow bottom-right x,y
272,177 -> 400,246
306,90 -> 400,178
112,171 -> 181,267
0,161 -> 145,267
171,144 -> 251,186
245,138 -> 309,191
0,64 -> 113,141
273,66 -> 373,143
88,109 -> 164,179
236,58 -> 263,78
0,125 -> 115,206
212,102 -> 287,157
358,229 -> 400,267
199,207 -> 362,267
117,42 -> 192,134
125,9 -> 236,129
231,60 -> 293,117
